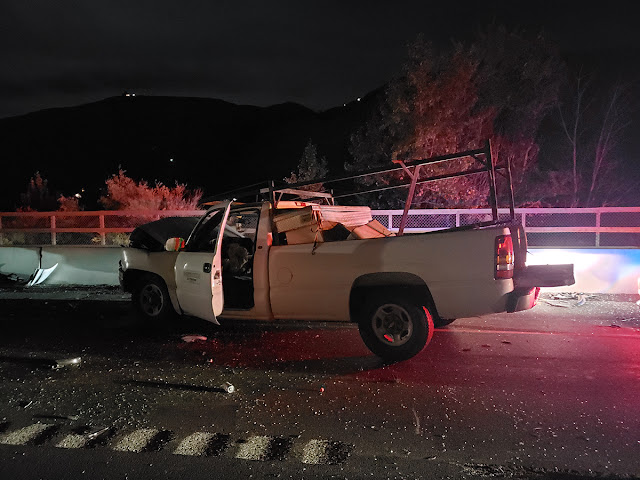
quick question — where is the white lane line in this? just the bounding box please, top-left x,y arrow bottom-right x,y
174,432 -> 216,456
0,423 -> 54,446
112,428 -> 159,453
235,435 -> 271,461
56,434 -> 89,449
436,327 -> 640,338
301,439 -> 330,464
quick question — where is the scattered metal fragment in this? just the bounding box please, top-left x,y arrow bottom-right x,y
540,299 -> 571,308
34,414 -> 80,421
86,426 -> 111,440
26,263 -> 59,287
221,382 -> 235,393
181,335 -> 207,343
53,357 -> 82,369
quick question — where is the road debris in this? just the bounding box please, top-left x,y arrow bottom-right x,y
53,357 -> 81,369
0,272 -> 21,285
181,335 -> 207,343
26,263 -> 59,287
221,382 -> 235,393
86,426 -> 111,440
541,292 -> 593,308
540,298 -> 572,308
34,413 -> 80,421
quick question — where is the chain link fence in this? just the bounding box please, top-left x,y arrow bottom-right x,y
2,208 -> 640,247
0,210 -> 203,247
374,208 -> 640,247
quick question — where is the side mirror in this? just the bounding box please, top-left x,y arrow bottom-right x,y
165,237 -> 185,252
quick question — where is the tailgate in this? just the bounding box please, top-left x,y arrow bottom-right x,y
513,264 -> 575,289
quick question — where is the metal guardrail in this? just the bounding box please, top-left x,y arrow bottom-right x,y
1,207 -> 640,247
373,207 -> 640,247
0,210 -> 203,246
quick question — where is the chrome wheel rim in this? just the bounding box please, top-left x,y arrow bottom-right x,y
371,304 -> 413,346
140,284 -> 164,316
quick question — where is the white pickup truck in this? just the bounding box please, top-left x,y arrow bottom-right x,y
119,145 -> 574,361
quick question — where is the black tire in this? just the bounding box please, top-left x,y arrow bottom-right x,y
132,274 -> 175,323
433,317 -> 456,328
358,293 -> 434,362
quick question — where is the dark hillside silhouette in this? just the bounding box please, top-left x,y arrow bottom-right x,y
0,93 -> 378,210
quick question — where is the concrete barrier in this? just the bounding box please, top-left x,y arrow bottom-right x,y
0,246 -> 123,285
0,247 -> 41,278
1,246 -> 640,294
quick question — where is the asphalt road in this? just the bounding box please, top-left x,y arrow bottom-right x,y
0,288 -> 639,479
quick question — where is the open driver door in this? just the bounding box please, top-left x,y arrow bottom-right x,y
175,201 -> 232,324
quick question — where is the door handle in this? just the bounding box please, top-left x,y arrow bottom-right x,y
203,263 -> 212,273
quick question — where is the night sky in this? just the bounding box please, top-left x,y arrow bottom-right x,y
1,1 -> 638,119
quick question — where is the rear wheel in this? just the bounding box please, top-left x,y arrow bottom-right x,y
132,274 -> 174,323
358,293 -> 434,362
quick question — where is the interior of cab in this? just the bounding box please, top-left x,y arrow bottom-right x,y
220,207 -> 260,309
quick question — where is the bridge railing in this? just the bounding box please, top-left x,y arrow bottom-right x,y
2,207 -> 640,247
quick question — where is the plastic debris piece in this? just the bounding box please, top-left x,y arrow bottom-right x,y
53,357 -> 81,369
26,263 -> 58,287
182,335 -> 207,343
221,382 -> 235,393
86,426 -> 110,440
540,299 -> 571,308
35,414 -> 79,421
576,295 -> 586,306
319,385 -> 325,393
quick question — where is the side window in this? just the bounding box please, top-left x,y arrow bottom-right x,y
221,208 -> 261,275
224,209 -> 260,246
186,208 -> 225,252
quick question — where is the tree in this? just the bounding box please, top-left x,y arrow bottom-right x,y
99,170 -> 202,210
348,27 -> 564,208
19,172 -> 60,211
558,75 -> 633,206
557,72 -> 589,207
284,139 -> 329,192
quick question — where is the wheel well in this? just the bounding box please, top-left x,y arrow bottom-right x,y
349,273 -> 440,323
122,269 -> 160,293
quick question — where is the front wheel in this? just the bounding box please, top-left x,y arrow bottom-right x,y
358,293 -> 434,362
132,274 -> 175,323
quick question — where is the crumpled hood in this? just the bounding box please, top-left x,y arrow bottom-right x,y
129,216 -> 199,251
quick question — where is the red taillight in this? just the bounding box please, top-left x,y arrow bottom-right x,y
495,235 -> 514,279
